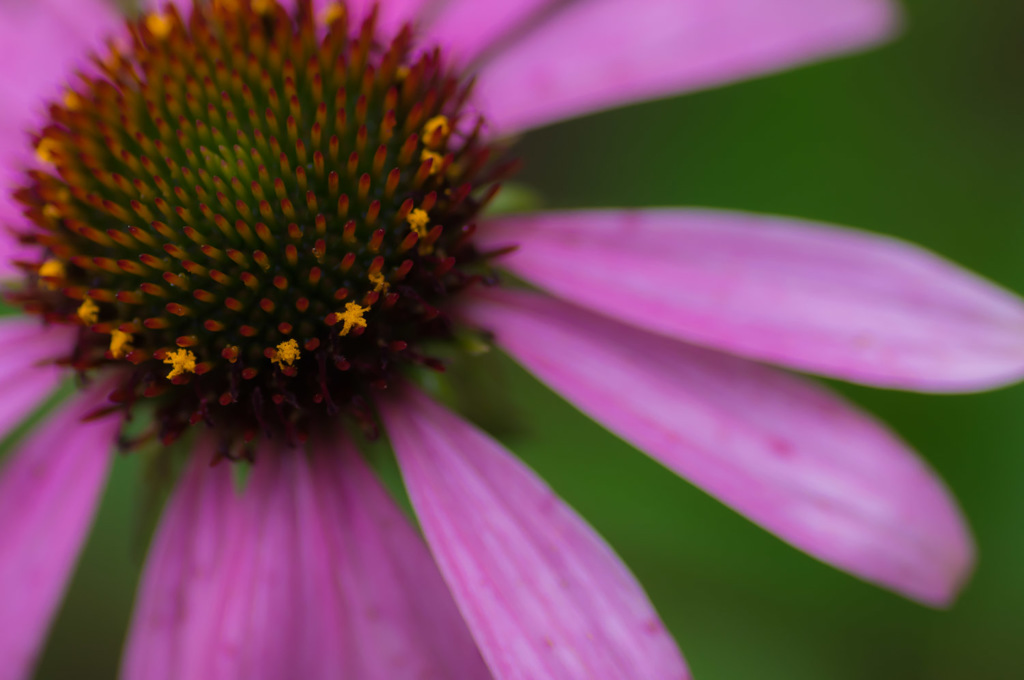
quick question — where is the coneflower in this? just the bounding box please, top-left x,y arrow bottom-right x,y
0,1 -> 1017,679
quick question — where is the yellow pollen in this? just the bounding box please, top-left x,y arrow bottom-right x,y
422,115 -> 451,149
77,297 -> 99,325
38,259 -> 65,289
319,2 -> 345,25
109,330 -> 134,359
421,150 -> 444,175
369,272 -> 389,293
42,204 -> 62,220
164,349 -> 197,379
251,0 -> 275,14
396,66 -> 410,81
271,339 -> 301,367
407,208 -> 429,238
145,13 -> 174,39
63,90 -> 82,111
35,138 -> 60,165
337,302 -> 369,336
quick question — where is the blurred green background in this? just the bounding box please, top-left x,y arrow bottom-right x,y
28,0 -> 1024,678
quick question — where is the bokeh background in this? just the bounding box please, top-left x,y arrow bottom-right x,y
21,0 -> 1024,678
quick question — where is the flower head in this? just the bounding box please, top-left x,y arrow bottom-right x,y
13,0 -> 500,443
0,1 -> 1018,679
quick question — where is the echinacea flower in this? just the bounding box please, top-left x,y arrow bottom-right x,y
2,0 -> 1022,678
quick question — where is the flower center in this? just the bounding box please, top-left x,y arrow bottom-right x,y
7,0 -> 507,451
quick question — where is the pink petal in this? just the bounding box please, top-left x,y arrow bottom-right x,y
0,379 -> 121,680
0,317 -> 74,437
380,387 -> 689,680
0,0 -> 121,136
307,438 -> 491,679
463,289 -> 975,607
478,209 -> 1024,392
422,0 -> 553,64
120,437 -> 243,680
207,449 -> 318,680
472,0 -> 900,134
314,0 -> 548,61
122,435 -> 489,680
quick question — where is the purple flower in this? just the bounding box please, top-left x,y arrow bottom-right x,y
0,1 -> 1019,678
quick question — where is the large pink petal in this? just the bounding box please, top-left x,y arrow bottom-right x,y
120,437 -> 244,680
310,0 -> 553,63
478,209 -> 1024,392
473,0 -> 900,134
122,434 -> 489,680
422,0 -> 553,65
380,387 -> 689,680
201,448 -> 318,680
463,289 -> 975,607
0,379 -> 121,680
0,0 -> 121,138
0,317 -> 71,437
307,438 -> 491,679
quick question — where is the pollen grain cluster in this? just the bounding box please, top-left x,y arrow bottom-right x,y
7,0 -> 507,450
